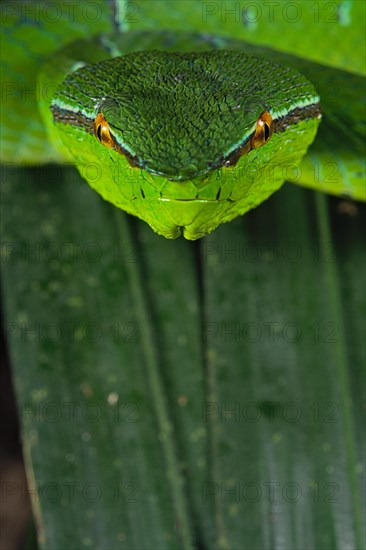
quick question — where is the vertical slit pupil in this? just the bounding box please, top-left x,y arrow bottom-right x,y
97,125 -> 102,141
264,123 -> 270,141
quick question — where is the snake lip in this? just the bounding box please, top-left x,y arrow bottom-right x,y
157,197 -> 235,203
131,197 -> 235,202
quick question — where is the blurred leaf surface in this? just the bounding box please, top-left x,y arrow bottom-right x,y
1,166 -> 364,549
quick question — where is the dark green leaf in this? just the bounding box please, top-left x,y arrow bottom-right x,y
1,166 -> 364,549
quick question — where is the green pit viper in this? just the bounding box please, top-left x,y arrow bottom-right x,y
1,0 -> 365,239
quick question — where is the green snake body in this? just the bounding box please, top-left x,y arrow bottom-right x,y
1,1 -> 365,239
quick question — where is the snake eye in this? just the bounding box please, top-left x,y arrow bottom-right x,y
93,113 -> 115,149
250,111 -> 273,149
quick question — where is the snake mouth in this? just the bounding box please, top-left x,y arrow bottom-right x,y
157,197 -> 235,203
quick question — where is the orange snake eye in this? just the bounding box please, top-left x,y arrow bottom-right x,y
250,111 -> 274,149
93,113 -> 115,149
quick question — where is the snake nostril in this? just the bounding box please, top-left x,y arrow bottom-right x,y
140,187 -> 145,198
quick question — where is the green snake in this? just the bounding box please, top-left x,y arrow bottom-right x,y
1,0 -> 365,239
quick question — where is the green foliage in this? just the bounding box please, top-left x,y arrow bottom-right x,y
1,166 -> 364,548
